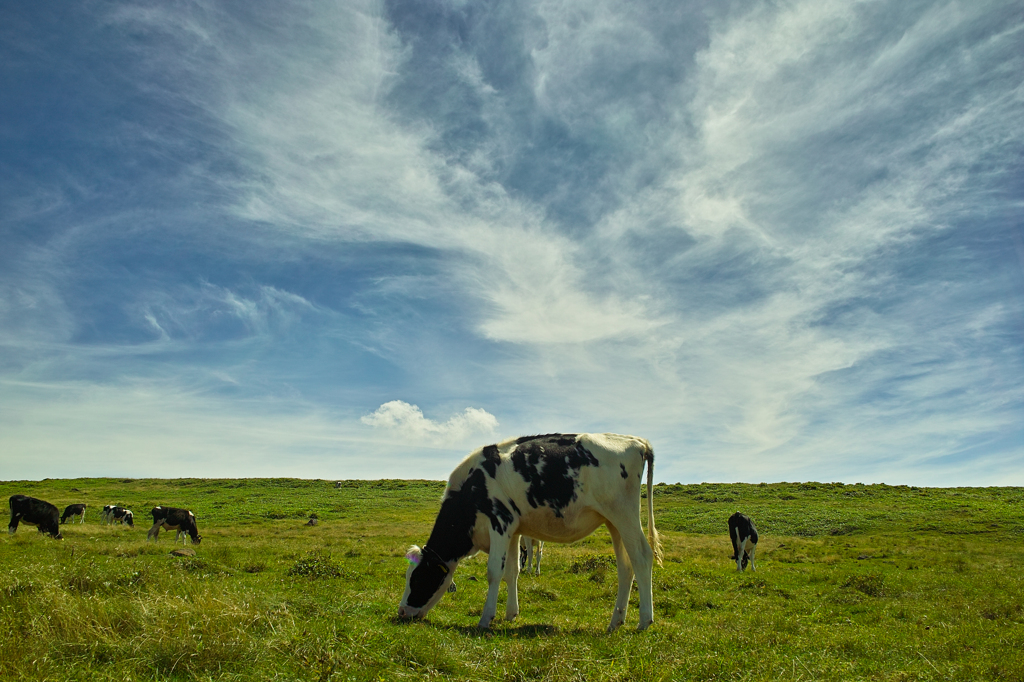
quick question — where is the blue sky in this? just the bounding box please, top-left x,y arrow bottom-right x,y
1,0 -> 1022,484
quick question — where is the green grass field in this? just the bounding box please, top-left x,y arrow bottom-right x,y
1,478 -> 1022,681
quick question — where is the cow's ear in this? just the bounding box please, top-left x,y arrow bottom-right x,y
405,546 -> 422,565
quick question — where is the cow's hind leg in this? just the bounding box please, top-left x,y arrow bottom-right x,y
606,524 -> 635,633
479,530 -> 511,629
610,514 -> 655,631
747,543 -> 757,572
504,533 -> 522,622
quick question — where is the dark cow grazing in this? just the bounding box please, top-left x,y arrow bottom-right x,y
60,503 -> 87,524
519,536 -> 544,575
9,495 -> 63,539
174,513 -> 200,542
728,512 -> 758,572
148,506 -> 201,545
399,433 -> 662,631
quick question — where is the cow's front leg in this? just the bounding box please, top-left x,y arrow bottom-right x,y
504,533 -> 522,621
479,534 -> 510,629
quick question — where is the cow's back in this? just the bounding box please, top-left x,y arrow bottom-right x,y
472,433 -> 651,543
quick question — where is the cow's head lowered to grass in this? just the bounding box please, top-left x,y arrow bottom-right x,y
398,544 -> 456,619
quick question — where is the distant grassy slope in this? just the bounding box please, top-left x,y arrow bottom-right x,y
0,477 -> 446,528
656,482 -> 1024,537
1,479 -> 1022,681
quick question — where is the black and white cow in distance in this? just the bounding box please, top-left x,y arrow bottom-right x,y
8,495 -> 63,539
519,536 -> 544,575
105,506 -> 134,527
399,433 -> 662,632
728,512 -> 758,572
101,505 -> 122,524
116,508 -> 134,527
148,506 -> 201,545
60,503 -> 87,524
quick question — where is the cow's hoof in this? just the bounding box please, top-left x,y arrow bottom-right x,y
477,618 -> 493,630
637,619 -> 653,631
607,618 -> 625,633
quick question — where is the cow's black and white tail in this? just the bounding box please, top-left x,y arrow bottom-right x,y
641,439 -> 663,566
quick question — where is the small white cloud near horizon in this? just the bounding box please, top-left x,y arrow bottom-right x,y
361,400 -> 499,446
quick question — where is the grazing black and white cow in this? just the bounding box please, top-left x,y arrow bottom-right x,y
519,536 -> 544,575
60,503 -> 87,524
101,504 -> 119,524
8,495 -> 63,539
728,512 -> 758,572
398,433 -> 662,632
148,506 -> 201,545
108,506 -> 134,527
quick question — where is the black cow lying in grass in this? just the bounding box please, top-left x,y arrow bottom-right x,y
60,503 -> 87,524
147,506 -> 202,545
9,495 -> 63,539
728,512 -> 758,572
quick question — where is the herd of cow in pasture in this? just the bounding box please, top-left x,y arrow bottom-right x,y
7,495 -> 202,545
6,432 -> 761,632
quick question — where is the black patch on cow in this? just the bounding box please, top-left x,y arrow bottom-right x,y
620,464 -> 629,479
490,498 -> 514,534
509,499 -> 522,516
510,434 -> 599,517
481,445 -> 500,478
515,433 -> 578,446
